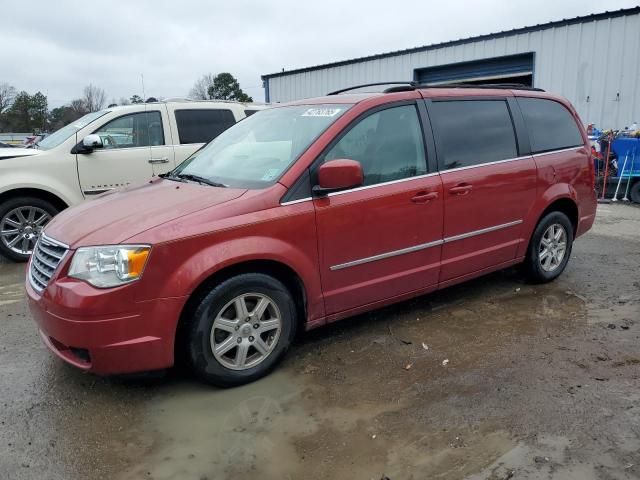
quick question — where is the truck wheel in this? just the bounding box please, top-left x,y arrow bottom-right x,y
187,273 -> 297,387
629,181 -> 640,204
523,211 -> 574,284
0,197 -> 59,262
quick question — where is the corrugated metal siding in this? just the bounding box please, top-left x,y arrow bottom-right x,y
266,12 -> 640,129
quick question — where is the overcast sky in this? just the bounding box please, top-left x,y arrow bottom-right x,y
3,0 -> 638,107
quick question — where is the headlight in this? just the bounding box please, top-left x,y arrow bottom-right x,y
68,245 -> 151,288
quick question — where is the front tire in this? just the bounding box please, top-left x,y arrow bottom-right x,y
523,211 -> 574,283
0,197 -> 58,262
186,273 -> 297,387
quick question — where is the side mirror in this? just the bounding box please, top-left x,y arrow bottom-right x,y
82,134 -> 103,151
313,159 -> 363,196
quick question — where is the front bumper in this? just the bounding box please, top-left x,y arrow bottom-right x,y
26,277 -> 187,375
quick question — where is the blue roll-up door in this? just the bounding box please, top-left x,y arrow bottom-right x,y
415,53 -> 534,85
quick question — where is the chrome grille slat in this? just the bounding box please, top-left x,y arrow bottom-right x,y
31,264 -> 47,278
37,242 -> 66,259
29,234 -> 68,293
32,259 -> 52,278
30,268 -> 49,290
31,267 -> 48,284
33,249 -> 57,269
30,274 -> 46,290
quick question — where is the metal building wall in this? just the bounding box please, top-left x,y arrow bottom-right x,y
265,12 -> 640,129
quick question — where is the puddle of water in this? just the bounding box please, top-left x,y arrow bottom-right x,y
117,372 -> 521,480
0,278 -> 24,307
466,434 -> 640,480
116,371 -> 315,480
587,303 -> 640,325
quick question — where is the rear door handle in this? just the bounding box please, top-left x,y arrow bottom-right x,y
411,191 -> 439,203
149,157 -> 169,164
448,184 -> 473,195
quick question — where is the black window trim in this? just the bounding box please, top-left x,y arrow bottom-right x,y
424,96 -> 523,173
174,108 -> 236,145
90,110 -> 165,150
281,100 -> 433,204
515,96 -> 585,155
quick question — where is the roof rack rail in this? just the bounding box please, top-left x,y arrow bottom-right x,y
327,81 -> 544,95
327,81 -> 417,95
419,83 -> 545,92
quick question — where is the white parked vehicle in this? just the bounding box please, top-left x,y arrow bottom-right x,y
0,100 -> 266,261
0,147 -> 40,158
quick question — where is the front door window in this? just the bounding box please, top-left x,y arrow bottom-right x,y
94,111 -> 164,149
321,104 -> 426,186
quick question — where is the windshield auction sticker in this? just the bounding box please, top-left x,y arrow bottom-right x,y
302,108 -> 342,117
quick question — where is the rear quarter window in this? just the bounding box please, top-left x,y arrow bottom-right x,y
175,109 -> 236,144
428,100 -> 518,170
517,98 -> 584,154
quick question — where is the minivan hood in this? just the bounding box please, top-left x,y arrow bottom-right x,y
0,147 -> 41,159
45,180 -> 246,247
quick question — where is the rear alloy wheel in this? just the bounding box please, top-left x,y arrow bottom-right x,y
187,273 -> 297,387
523,211 -> 574,283
538,223 -> 568,272
0,197 -> 58,262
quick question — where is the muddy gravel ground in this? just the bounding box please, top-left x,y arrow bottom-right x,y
1,204 -> 639,480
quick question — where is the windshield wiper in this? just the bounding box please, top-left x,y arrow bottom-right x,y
159,172 -> 185,182
175,173 -> 227,187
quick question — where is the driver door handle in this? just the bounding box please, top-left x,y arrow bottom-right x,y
411,191 -> 439,203
449,183 -> 473,195
149,157 -> 169,164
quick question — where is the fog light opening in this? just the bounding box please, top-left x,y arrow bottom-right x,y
69,347 -> 91,364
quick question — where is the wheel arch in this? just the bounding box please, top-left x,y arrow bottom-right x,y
0,187 -> 69,212
518,191 -> 579,259
538,197 -> 579,236
174,258 -> 308,363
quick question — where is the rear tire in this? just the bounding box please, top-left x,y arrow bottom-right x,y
629,181 -> 640,204
186,273 -> 297,387
0,196 -> 59,262
523,211 -> 573,284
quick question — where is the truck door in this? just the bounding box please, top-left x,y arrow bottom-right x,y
76,107 -> 174,196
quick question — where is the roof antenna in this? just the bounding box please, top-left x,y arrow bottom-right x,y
141,73 -> 146,101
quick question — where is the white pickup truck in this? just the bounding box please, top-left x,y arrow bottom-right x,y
0,100 -> 265,261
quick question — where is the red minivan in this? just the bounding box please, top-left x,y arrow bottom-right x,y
26,85 -> 597,386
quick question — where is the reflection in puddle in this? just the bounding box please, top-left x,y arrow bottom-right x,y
117,372 -> 315,480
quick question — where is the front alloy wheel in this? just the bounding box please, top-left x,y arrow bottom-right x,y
187,273 -> 297,387
211,293 -> 282,370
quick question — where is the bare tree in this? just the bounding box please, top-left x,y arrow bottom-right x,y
0,82 -> 17,115
118,97 -> 131,106
189,73 -> 216,100
70,98 -> 88,115
82,84 -> 107,112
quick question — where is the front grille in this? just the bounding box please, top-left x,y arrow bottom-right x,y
29,234 -> 68,293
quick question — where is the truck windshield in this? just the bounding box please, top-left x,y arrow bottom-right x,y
37,110 -> 110,151
172,104 -> 351,189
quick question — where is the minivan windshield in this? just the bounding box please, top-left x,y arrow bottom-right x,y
36,110 -> 110,151
172,104 -> 351,189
